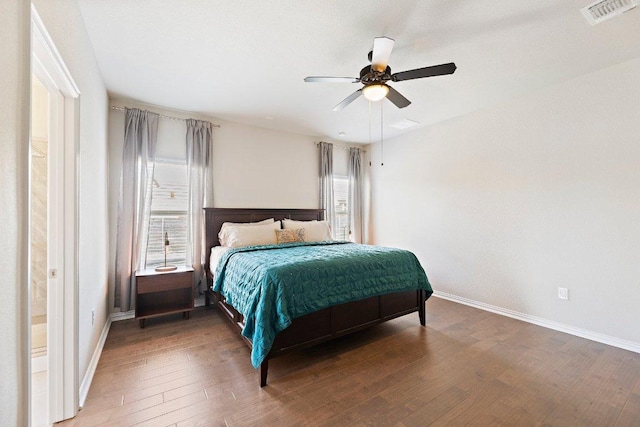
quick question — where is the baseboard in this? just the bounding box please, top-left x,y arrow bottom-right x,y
79,316 -> 111,408
433,291 -> 640,354
111,300 -> 204,322
110,310 -> 135,322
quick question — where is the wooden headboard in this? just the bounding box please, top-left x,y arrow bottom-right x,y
203,207 -> 324,277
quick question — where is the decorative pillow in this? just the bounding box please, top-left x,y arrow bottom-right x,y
282,219 -> 332,242
223,221 -> 281,248
218,218 -> 274,246
275,228 -> 305,244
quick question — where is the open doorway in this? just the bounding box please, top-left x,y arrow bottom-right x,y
30,5 -> 80,425
30,74 -> 50,427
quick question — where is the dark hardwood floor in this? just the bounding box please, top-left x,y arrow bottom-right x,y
59,297 -> 640,426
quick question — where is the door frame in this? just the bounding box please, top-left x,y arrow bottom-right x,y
31,5 -> 80,423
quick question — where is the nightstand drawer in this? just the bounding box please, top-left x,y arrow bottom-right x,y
137,271 -> 192,294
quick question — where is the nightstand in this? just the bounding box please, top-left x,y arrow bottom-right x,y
135,266 -> 194,328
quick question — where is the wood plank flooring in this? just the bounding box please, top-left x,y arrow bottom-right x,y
59,297 -> 640,426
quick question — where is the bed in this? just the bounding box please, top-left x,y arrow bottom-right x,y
204,207 -> 432,386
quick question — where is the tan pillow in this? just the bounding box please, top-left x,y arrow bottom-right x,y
282,219 -> 332,242
275,228 -> 305,244
218,218 -> 275,246
223,221 -> 282,248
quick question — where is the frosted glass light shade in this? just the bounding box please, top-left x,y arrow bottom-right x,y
362,84 -> 389,102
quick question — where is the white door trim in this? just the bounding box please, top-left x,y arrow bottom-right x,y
31,5 -> 80,424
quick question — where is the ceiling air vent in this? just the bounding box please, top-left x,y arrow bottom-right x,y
581,0 -> 637,25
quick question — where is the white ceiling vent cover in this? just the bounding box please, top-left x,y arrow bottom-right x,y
581,0 -> 637,25
391,119 -> 420,130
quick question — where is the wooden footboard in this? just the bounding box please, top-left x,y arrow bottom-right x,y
207,288 -> 427,386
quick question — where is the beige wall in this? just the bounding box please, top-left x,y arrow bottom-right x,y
0,1 -> 31,424
32,0 -> 110,389
368,57 -> 640,348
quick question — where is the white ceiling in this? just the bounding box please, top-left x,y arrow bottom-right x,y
78,0 -> 640,143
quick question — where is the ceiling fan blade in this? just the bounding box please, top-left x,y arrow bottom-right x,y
304,76 -> 359,83
391,62 -> 457,82
332,89 -> 363,111
386,86 -> 411,109
371,36 -> 395,72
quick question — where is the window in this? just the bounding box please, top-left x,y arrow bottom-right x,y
144,160 -> 188,268
333,175 -> 349,240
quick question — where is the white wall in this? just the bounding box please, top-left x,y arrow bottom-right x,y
368,57 -> 640,348
33,0 -> 110,389
0,2 -> 30,424
107,99 -> 335,311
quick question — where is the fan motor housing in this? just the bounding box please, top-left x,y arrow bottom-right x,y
359,65 -> 392,84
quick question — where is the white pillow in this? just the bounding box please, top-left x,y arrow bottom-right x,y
218,218 -> 274,246
209,246 -> 231,273
282,219 -> 332,242
223,221 -> 282,248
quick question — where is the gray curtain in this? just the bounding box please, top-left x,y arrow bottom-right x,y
319,141 -> 336,231
186,119 -> 213,295
348,147 -> 364,243
114,108 -> 159,311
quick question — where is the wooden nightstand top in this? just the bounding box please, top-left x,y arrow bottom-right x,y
135,265 -> 194,277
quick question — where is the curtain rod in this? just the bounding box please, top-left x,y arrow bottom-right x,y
316,141 -> 366,152
111,106 -> 221,128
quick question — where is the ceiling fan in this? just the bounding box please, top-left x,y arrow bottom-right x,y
304,36 -> 457,111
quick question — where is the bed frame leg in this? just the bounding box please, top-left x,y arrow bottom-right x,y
418,290 -> 426,326
260,360 -> 269,387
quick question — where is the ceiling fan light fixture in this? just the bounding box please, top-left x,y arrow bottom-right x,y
304,36 -> 456,110
363,84 -> 389,102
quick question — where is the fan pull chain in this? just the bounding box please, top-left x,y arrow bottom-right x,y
380,101 -> 384,166
368,100 -> 372,149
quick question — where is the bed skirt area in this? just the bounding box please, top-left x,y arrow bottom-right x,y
206,287 -> 428,386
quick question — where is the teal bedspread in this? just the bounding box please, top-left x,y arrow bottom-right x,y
212,241 -> 432,368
